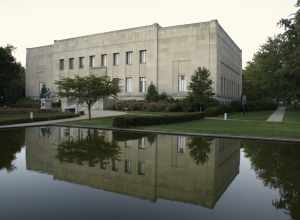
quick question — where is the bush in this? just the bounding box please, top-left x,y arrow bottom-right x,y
246,100 -> 277,111
12,97 -> 40,108
0,112 -> 79,126
145,84 -> 159,102
112,112 -> 205,128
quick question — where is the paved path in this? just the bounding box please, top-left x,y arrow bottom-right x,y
267,106 -> 286,122
0,111 -> 126,129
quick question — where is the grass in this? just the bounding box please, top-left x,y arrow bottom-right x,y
0,111 -> 78,125
284,108 -> 300,123
58,110 -> 300,140
217,111 -> 273,121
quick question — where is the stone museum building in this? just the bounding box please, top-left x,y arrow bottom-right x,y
26,20 -> 242,112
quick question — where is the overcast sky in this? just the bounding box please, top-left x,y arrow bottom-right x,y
0,0 -> 297,67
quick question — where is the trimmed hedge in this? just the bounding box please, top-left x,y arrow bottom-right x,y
112,112 -> 205,128
205,100 -> 277,117
0,113 -> 79,126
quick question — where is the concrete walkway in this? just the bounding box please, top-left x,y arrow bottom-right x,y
0,110 -> 126,129
267,106 -> 286,122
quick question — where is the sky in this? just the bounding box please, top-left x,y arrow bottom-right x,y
0,0 -> 298,67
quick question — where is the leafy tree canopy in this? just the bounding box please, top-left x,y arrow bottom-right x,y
145,83 -> 159,102
55,75 -> 120,119
0,45 -> 25,104
187,67 -> 214,109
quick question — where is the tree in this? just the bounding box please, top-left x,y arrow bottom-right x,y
243,2 -> 300,104
0,128 -> 25,172
40,84 -> 49,99
57,129 -> 121,167
55,75 -> 120,120
243,37 -> 286,101
0,45 -> 25,104
188,137 -> 211,165
145,83 -> 159,102
278,2 -> 300,103
187,67 -> 214,110
243,140 -> 300,219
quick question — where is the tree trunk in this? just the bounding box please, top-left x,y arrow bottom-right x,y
88,102 -> 92,120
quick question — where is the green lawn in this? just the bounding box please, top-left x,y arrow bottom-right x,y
0,111 -> 78,125
58,111 -> 300,140
218,111 -> 273,121
142,119 -> 300,139
284,108 -> 300,123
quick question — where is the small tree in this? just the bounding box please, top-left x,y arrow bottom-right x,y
55,75 -> 120,120
145,83 -> 159,102
188,67 -> 214,111
40,84 -> 49,99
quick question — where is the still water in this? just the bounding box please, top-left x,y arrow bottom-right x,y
0,126 -> 299,220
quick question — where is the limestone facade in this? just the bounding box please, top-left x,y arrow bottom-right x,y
26,20 -> 242,111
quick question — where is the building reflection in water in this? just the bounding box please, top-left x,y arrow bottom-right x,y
25,127 -> 240,209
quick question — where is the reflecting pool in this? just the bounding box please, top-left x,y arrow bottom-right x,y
0,126 -> 299,220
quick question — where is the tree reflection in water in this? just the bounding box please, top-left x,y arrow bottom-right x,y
56,129 -> 121,167
0,128 -> 25,172
188,137 -> 212,165
243,141 -> 300,220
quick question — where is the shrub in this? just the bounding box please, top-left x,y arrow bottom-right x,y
246,100 -> 277,111
112,112 -> 205,128
12,97 -> 40,108
145,84 -> 159,102
0,112 -> 79,126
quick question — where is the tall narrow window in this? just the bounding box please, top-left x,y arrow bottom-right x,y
124,160 -> 132,174
59,59 -> 64,70
101,54 -> 107,67
139,77 -> 146,93
125,77 -> 132,93
138,161 -> 145,175
138,137 -> 146,149
69,58 -> 74,70
113,53 -> 120,66
79,57 -> 84,69
89,55 -> 95,68
126,51 -> 133,65
112,160 -> 118,172
177,136 -> 186,153
139,50 -> 146,64
178,75 -> 187,92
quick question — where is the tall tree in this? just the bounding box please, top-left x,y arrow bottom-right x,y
55,75 -> 120,120
0,45 -> 25,104
243,37 -> 286,101
244,2 -> 300,103
145,83 -> 159,102
279,1 -> 300,102
187,67 -> 214,110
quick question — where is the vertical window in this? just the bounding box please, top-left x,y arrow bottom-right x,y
113,53 -> 120,66
124,160 -> 132,174
139,50 -> 146,64
79,57 -> 84,69
59,59 -> 64,70
113,78 -> 122,92
177,136 -> 186,153
89,55 -> 95,68
101,54 -> 107,67
125,77 -> 132,93
138,137 -> 146,149
112,160 -> 118,172
139,77 -> 146,93
69,58 -> 74,70
138,161 -> 145,175
126,51 -> 132,65
100,160 -> 107,169
178,75 -> 187,92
